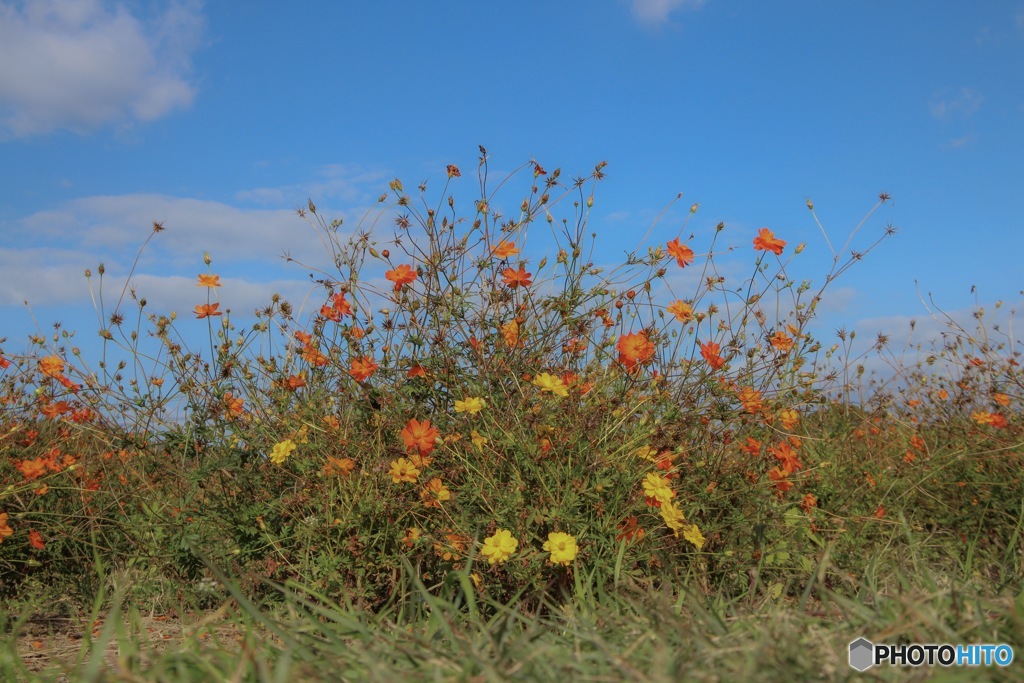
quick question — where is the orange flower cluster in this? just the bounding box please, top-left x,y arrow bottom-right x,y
16,447 -> 76,481
294,331 -> 329,368
767,439 -> 803,495
972,411 -> 1007,428
37,356 -> 80,393
320,292 -> 353,322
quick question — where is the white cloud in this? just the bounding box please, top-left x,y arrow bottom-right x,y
942,133 -> 977,150
17,193 -> 332,262
0,0 -> 204,137
631,0 -> 707,25
235,164 -> 389,206
1,192 -> 398,313
928,87 -> 984,121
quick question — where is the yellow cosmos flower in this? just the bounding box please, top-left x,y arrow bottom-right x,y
532,372 -> 568,398
779,408 -> 800,430
633,445 -> 658,461
420,477 -> 451,508
642,473 -> 675,504
480,528 -> 518,564
454,396 -> 486,414
389,457 -> 420,483
683,523 -> 706,549
269,439 -> 296,465
659,501 -> 686,535
543,531 -> 578,566
471,430 -> 488,452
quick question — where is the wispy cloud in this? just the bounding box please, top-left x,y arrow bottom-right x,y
0,192 -> 392,310
942,133 -> 978,150
630,0 -> 707,26
928,87 -> 984,121
0,0 -> 204,137
235,164 -> 389,206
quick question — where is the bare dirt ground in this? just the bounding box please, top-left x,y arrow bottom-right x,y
10,606 -> 247,679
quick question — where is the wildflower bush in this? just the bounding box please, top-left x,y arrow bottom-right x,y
1,149 -> 1022,620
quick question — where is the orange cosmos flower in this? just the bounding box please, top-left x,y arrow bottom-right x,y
667,300 -> 693,323
323,456 -> 356,477
320,304 -> 343,322
301,345 -> 329,367
0,513 -> 12,543
740,437 -> 761,457
753,228 -> 786,256
402,418 -> 440,456
617,331 -> 655,370
801,493 -> 817,513
333,292 -> 353,314
38,356 -> 64,379
16,457 -> 48,481
666,238 -> 694,267
700,341 -> 725,370
196,274 -> 221,288
28,529 -> 44,550
502,265 -> 532,288
407,364 -> 427,379
281,374 -> 306,391
769,330 -> 794,352
385,264 -> 417,291
0,354 -> 11,369
616,516 -> 645,543
501,320 -> 520,347
492,240 -> 520,258
737,386 -> 763,414
194,303 -> 222,319
420,477 -> 452,508
224,392 -> 245,418
349,356 -> 378,382
993,393 -> 1011,407
768,466 -> 793,494
768,441 -> 802,474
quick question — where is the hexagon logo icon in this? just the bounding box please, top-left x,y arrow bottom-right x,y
849,637 -> 874,671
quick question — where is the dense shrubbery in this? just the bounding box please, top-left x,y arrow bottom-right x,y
1,151 -> 1021,622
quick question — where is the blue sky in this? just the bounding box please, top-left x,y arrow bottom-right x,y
1,0 -> 1022,374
